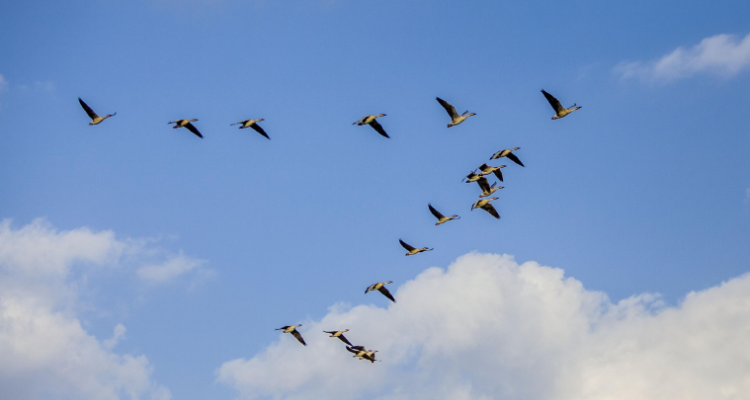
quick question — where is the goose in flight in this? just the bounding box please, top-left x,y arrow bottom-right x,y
353,114 -> 389,138
476,177 -> 503,198
463,171 -> 483,183
168,119 -> 202,138
428,204 -> 460,225
230,118 -> 269,140
436,97 -> 475,127
361,349 -> 379,363
346,346 -> 379,363
490,147 -> 524,167
399,239 -> 433,256
78,98 -> 116,125
276,324 -> 306,346
471,197 -> 500,219
323,329 -> 353,346
476,163 -> 506,182
541,89 -> 581,120
365,281 -> 396,302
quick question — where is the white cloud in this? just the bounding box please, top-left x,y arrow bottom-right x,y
0,219 -> 207,400
136,252 -> 207,284
217,252 -> 750,400
616,33 -> 750,82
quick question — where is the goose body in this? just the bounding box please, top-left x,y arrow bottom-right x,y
541,89 -> 581,120
78,98 -> 116,125
346,345 -> 368,358
436,97 -> 475,127
323,329 -> 353,346
276,324 -> 306,346
489,147 -> 524,167
168,119 -> 202,138
231,118 -> 269,139
471,197 -> 500,219
353,114 -> 389,138
361,349 -> 379,363
365,281 -> 396,302
463,171 -> 483,183
399,239 -> 433,256
476,163 -> 506,182
476,177 -> 503,198
428,204 -> 460,225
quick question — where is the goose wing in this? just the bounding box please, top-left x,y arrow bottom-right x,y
184,122 -> 203,138
378,286 -> 396,303
428,204 -> 445,220
483,203 -> 500,219
399,239 -> 416,251
291,330 -> 307,346
276,325 -> 291,330
347,345 -> 364,354
368,120 -> 389,138
337,334 -> 353,346
230,120 -> 248,126
78,98 -> 99,120
505,152 -> 524,167
541,90 -> 564,113
365,283 -> 377,294
250,123 -> 270,140
493,168 -> 504,182
476,177 -> 491,192
436,97 -> 459,119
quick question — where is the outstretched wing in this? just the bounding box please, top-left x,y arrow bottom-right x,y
378,286 -> 396,303
541,90 -> 564,113
483,203 -> 500,219
291,330 -> 307,346
436,97 -> 459,119
276,325 -> 291,330
230,120 -> 248,126
493,168 -> 504,182
337,334 -> 354,346
365,283 -> 377,294
428,204 -> 445,220
369,120 -> 389,138
184,122 -> 203,138
505,152 -> 524,167
78,98 -> 99,120
250,123 -> 270,140
399,239 -> 415,251
476,177 -> 491,192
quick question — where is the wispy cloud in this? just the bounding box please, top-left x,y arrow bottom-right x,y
616,33 -> 750,82
217,252 -> 750,400
136,251 -> 207,284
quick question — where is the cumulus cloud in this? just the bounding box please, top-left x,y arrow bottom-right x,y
616,33 -> 750,82
0,219 -> 205,400
217,252 -> 750,400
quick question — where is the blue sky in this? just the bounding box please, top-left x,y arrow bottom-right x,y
1,1 -> 750,399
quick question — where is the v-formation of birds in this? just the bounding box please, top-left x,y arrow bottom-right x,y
77,90 -> 581,362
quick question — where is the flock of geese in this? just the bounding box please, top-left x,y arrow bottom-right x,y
77,89 -> 582,363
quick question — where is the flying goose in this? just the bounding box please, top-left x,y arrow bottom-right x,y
353,114 -> 389,138
399,239 -> 433,256
476,177 -> 503,198
541,89 -> 581,120
323,329 -> 353,346
365,281 -> 396,303
471,197 -> 500,219
168,119 -> 202,138
276,324 -> 306,346
463,171 -> 483,183
346,345 -> 367,358
436,97 -> 476,127
230,118 -> 269,140
476,163 -> 506,182
428,204 -> 460,226
78,98 -> 116,125
489,147 -> 524,167
361,349 -> 379,363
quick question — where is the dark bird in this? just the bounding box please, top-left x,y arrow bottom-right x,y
78,98 -> 116,125
365,281 -> 396,302
353,114 -> 389,138
168,119 -> 202,138
471,197 -> 500,219
541,89 -> 581,120
276,324 -> 306,346
399,239 -> 433,256
428,204 -> 460,226
490,147 -> 524,167
230,118 -> 270,139
323,329 -> 353,346
436,97 -> 476,127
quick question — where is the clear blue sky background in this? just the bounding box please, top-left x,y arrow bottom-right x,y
1,0 -> 749,398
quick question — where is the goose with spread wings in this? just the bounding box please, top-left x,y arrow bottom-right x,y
323,329 -> 353,346
276,324 -> 306,346
541,89 -> 581,120
353,114 -> 389,138
168,119 -> 203,138
436,97 -> 475,127
230,118 -> 270,140
476,163 -> 506,182
428,204 -> 460,225
476,176 -> 503,198
399,239 -> 433,256
365,281 -> 396,302
78,98 -> 116,125
471,197 -> 500,219
490,147 -> 524,167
